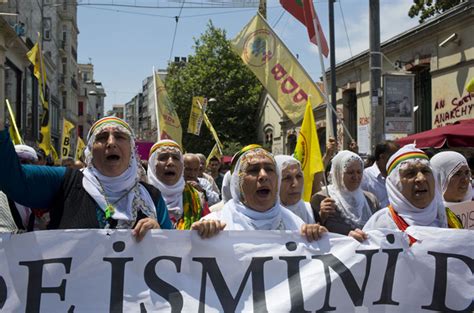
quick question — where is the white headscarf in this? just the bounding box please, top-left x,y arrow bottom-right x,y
386,144 -> 447,227
430,151 -> 472,205
82,117 -> 156,228
221,171 -> 232,203
275,155 -> 314,224
327,150 -> 372,229
14,144 -> 38,163
147,139 -> 185,218
220,146 -> 304,230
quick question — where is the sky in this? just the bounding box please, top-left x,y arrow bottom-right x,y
77,0 -> 420,111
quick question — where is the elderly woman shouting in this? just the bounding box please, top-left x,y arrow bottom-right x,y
363,145 -> 462,244
193,145 -> 327,241
0,117 -> 172,238
430,151 -> 473,207
147,140 -> 208,229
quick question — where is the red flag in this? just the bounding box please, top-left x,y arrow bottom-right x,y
280,0 -> 329,57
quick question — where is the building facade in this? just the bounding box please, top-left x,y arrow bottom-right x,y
331,2 -> 473,154
0,0 -> 80,152
258,2 -> 473,156
77,63 -> 106,139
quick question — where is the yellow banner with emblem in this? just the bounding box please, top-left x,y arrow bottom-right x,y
75,136 -> 86,161
187,96 -> 207,135
154,72 -> 182,146
61,118 -> 75,159
231,13 -> 325,123
27,40 -> 51,156
293,98 -> 324,201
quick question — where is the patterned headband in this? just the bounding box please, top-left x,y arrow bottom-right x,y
88,117 -> 133,141
230,144 -> 263,173
149,140 -> 183,158
387,151 -> 429,176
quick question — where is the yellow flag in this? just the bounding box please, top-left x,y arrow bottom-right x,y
293,98 -> 324,201
51,145 -> 59,164
75,136 -> 86,161
466,78 -> 474,93
154,72 -> 182,146
231,14 -> 325,124
61,118 -> 75,159
187,96 -> 207,135
26,43 -> 41,80
27,40 -> 51,156
193,98 -> 224,150
6,99 -> 23,145
206,143 -> 222,165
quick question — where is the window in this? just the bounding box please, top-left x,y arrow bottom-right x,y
4,60 -> 22,132
78,101 -> 84,116
78,125 -> 84,138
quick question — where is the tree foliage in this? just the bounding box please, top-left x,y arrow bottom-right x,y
408,0 -> 461,23
165,21 -> 263,156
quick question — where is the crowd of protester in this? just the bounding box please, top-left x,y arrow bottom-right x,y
1,116 -> 473,244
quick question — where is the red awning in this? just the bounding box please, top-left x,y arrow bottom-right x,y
396,119 -> 474,149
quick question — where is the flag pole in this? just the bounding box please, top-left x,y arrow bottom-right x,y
6,99 -> 24,145
152,66 -> 161,142
309,8 -> 332,143
310,6 -> 354,143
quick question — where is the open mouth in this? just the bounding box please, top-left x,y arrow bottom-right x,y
256,188 -> 271,197
414,189 -> 428,197
106,154 -> 120,161
164,170 -> 176,177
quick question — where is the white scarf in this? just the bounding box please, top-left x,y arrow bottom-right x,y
221,171 -> 232,203
386,144 -> 447,227
147,143 -> 185,218
82,120 -> 156,228
275,155 -> 314,223
328,151 -> 372,228
430,151 -> 472,205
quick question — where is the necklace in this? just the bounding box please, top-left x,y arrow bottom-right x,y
93,175 -> 139,225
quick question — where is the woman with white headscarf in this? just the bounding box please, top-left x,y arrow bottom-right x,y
147,139 -> 208,229
363,145 -> 462,244
430,151 -> 473,207
311,150 -> 379,235
194,145 -> 327,241
0,117 -> 172,238
275,155 -> 315,224
209,171 -> 232,212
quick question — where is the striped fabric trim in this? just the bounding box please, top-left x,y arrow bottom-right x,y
149,141 -> 182,157
230,144 -> 263,173
387,151 -> 429,176
88,117 -> 133,140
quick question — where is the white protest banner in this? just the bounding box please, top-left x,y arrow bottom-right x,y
449,200 -> 474,229
0,228 -> 472,312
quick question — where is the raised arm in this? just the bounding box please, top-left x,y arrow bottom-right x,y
0,129 -> 66,208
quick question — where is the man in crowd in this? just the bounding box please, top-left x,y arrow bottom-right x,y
184,153 -> 220,206
361,140 -> 399,208
208,156 -> 224,191
196,153 -> 219,193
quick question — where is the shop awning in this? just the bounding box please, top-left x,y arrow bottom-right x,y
396,119 -> 474,149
